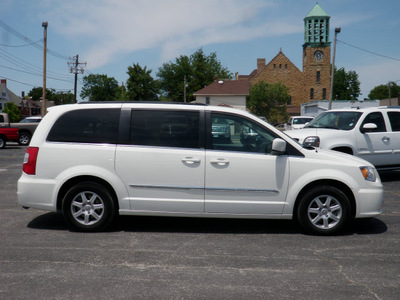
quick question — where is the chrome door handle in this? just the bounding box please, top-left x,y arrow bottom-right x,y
181,157 -> 201,164
210,158 -> 230,166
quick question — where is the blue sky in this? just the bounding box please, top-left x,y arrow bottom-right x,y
1,0 -> 399,101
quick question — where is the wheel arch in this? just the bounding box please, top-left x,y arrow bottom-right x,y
331,146 -> 354,155
56,175 -> 119,213
18,128 -> 32,135
293,179 -> 356,220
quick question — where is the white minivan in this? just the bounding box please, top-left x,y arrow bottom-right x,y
18,103 -> 383,235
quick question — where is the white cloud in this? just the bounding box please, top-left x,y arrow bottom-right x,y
39,0 -> 303,68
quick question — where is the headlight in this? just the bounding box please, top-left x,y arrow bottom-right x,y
303,136 -> 320,147
360,166 -> 377,182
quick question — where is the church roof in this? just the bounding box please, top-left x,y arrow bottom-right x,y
305,2 -> 330,18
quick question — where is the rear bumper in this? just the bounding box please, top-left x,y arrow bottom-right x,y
17,174 -> 58,212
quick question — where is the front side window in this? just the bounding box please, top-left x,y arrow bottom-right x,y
47,109 -> 120,144
130,110 -> 200,149
361,112 -> 386,132
210,113 -> 277,154
388,112 -> 400,131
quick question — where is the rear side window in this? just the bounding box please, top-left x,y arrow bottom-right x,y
388,112 -> 400,131
130,110 -> 200,149
47,109 -> 120,144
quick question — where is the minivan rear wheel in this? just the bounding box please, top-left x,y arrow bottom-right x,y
62,181 -> 116,231
297,186 -> 351,235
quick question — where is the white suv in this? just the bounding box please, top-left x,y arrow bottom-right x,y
284,116 -> 314,130
18,103 -> 383,235
286,107 -> 400,170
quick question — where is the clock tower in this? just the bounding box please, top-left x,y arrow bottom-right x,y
303,3 -> 331,101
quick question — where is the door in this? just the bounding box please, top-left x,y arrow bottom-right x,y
115,109 -> 205,212
387,111 -> 400,166
356,112 -> 393,167
205,112 -> 289,214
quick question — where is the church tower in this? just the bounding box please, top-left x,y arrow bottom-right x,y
303,3 -> 331,101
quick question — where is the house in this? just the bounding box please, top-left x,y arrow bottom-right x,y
193,77 -> 249,111
0,79 -> 21,113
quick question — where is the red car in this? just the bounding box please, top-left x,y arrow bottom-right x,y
0,127 -> 19,148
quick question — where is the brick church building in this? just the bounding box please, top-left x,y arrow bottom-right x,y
195,3 -> 332,116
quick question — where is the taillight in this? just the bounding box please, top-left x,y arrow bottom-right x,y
23,147 -> 39,175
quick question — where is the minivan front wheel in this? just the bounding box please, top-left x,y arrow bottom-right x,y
62,182 -> 116,231
297,186 -> 351,235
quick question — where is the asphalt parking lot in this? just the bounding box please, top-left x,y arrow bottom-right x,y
1,144 -> 399,299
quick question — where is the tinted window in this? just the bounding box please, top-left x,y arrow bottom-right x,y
361,112 -> 386,132
388,112 -> 400,131
130,110 -> 200,149
210,113 -> 277,154
47,109 -> 120,144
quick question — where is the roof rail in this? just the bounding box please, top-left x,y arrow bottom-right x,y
78,101 -> 208,106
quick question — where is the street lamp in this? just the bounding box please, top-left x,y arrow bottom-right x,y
328,27 -> 341,110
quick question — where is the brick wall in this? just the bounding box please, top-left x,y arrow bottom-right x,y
250,52 -> 307,108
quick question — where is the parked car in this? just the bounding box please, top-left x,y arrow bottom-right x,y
0,113 -> 42,145
285,106 -> 400,170
0,127 -> 19,148
212,117 -> 231,140
284,116 -> 314,130
18,103 -> 383,235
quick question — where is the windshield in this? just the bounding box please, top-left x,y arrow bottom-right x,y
304,111 -> 362,130
293,117 -> 313,125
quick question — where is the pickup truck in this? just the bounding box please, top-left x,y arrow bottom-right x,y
0,127 -> 19,149
0,113 -> 42,145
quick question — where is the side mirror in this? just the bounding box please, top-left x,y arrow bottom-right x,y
361,123 -> 377,133
271,138 -> 286,154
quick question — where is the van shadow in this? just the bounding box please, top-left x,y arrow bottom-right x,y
27,212 -> 387,235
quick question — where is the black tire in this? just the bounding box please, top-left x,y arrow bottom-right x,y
0,136 -> 6,149
297,186 -> 351,235
18,132 -> 31,145
62,181 -> 116,232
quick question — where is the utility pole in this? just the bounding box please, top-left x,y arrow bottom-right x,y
184,75 -> 187,102
42,22 -> 48,116
68,55 -> 86,103
328,27 -> 341,110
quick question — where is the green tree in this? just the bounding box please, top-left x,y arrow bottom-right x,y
80,74 -> 119,101
28,87 -> 56,101
126,63 -> 159,101
332,67 -> 361,100
53,91 -> 74,105
3,102 -> 21,122
157,48 -> 232,102
368,82 -> 400,100
247,81 -> 290,124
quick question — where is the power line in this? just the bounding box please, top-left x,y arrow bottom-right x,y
0,19 -> 71,60
0,63 -> 74,83
0,39 -> 43,47
0,48 -> 72,80
0,75 -> 72,92
338,39 -> 400,62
